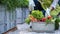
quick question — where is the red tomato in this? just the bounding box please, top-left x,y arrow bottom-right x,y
47,16 -> 52,19
41,18 -> 46,22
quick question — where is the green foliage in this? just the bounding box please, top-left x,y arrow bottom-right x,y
0,0 -> 28,10
45,18 -> 55,25
45,18 -> 52,24
55,18 -> 60,23
31,10 -> 44,20
25,18 -> 31,24
55,18 -> 60,30
51,5 -> 60,16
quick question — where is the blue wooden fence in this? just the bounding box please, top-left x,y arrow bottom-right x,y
16,8 -> 30,24
0,5 -> 29,34
0,5 -> 16,34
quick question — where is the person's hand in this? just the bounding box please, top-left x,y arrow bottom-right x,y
50,7 -> 54,11
51,7 -> 54,11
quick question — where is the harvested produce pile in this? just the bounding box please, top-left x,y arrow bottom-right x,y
25,10 -> 53,24
31,10 -> 44,20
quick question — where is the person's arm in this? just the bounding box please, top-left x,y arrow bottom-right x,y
45,0 -> 59,17
29,0 -> 35,14
50,0 -> 59,11
29,0 -> 35,11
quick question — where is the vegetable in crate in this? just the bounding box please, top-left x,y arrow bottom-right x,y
41,17 -> 46,22
47,16 -> 52,19
25,18 -> 31,24
45,16 -> 53,24
25,10 -> 44,24
29,15 -> 37,22
25,10 -> 54,24
31,10 -> 44,20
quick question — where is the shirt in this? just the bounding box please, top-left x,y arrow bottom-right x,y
29,0 -> 35,11
29,0 -> 44,11
51,0 -> 59,9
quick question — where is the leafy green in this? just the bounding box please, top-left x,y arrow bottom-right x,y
25,18 -> 31,24
46,19 -> 52,24
31,10 -> 44,20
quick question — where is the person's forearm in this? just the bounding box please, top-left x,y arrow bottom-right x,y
50,0 -> 59,10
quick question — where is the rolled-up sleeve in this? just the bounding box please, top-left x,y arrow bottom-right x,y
51,0 -> 59,8
29,0 -> 35,11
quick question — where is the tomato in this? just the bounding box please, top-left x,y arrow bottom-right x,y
47,16 -> 52,19
41,18 -> 46,22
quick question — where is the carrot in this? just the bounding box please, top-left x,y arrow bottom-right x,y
29,15 -> 38,22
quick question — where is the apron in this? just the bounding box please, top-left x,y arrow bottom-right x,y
58,0 -> 60,5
